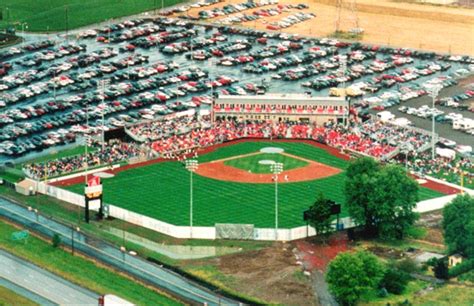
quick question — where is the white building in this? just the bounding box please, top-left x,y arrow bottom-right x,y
212,94 -> 348,125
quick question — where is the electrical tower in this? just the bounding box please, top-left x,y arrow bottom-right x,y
335,0 -> 360,33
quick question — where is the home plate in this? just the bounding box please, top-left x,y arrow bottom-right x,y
94,172 -> 115,178
259,160 -> 275,165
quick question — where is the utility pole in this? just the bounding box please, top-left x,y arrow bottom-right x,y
185,159 -> 199,239
270,162 -> 283,241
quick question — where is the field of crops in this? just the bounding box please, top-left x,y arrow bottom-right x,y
0,0 -> 181,32
66,141 -> 443,228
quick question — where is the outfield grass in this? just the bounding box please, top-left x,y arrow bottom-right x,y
0,286 -> 38,306
0,220 -> 181,306
224,153 -> 308,174
66,141 -> 444,228
0,0 -> 183,32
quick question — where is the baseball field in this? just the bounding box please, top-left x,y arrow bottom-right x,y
64,140 -> 444,229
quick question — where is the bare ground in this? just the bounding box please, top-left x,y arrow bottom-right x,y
188,243 -> 318,306
179,0 -> 474,55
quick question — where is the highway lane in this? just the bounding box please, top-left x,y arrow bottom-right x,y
0,196 -> 242,305
0,249 -> 98,305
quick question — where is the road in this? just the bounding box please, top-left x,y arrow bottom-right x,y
0,249 -> 98,305
0,196 -> 242,305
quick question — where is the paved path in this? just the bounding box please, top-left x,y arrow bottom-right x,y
0,250 -> 98,305
312,270 -> 339,306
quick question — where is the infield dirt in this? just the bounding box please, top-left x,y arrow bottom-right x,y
196,152 -> 341,183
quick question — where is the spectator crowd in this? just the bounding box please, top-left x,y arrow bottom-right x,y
24,139 -> 146,179
23,115 -> 472,188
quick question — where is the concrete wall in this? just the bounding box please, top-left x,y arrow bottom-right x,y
34,177 -> 468,241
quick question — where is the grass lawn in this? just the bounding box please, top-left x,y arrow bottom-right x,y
0,0 -> 184,32
0,219 -> 182,306
224,153 -> 308,174
0,185 -> 271,266
362,279 -> 428,305
65,141 -> 445,228
0,286 -> 38,306
363,282 -> 474,306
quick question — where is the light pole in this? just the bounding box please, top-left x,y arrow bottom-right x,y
338,56 -> 348,126
71,226 -> 80,255
270,162 -> 283,241
21,23 -> 28,48
400,142 -> 413,173
185,159 -> 198,239
98,79 -> 110,151
429,85 -> 442,160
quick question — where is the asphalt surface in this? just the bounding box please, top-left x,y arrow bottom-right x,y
0,249 -> 98,305
371,81 -> 474,147
0,277 -> 56,306
1,17 -> 472,163
0,196 -> 242,305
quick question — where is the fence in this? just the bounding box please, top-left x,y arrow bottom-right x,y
29,163 -> 468,241
34,176 -> 461,241
32,179 -> 360,241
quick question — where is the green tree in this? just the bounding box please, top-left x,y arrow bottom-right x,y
442,194 -> 474,258
368,165 -> 419,239
380,266 -> 410,294
345,157 -> 380,236
307,193 -> 334,240
52,233 -> 61,248
345,158 -> 419,239
433,258 -> 449,280
326,251 -> 385,305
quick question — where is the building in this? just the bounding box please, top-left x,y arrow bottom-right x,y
448,254 -> 463,268
212,94 -> 348,125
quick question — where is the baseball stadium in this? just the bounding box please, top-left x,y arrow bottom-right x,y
43,129 -> 448,239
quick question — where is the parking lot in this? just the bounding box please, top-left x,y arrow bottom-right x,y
371,83 -> 474,147
0,16 -> 473,162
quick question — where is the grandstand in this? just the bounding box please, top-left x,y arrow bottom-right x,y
212,94 -> 349,125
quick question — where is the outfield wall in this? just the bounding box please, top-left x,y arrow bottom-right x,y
36,179 -> 463,241
35,181 -> 361,241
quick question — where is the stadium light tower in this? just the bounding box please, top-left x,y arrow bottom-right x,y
185,159 -> 199,238
338,56 -> 348,126
429,85 -> 442,160
98,79 -> 110,151
270,162 -> 283,241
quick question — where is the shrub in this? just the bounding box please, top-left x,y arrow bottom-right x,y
458,270 -> 474,283
449,258 -> 474,278
433,258 -> 449,280
395,258 -> 419,274
52,234 -> 61,248
381,267 -> 410,294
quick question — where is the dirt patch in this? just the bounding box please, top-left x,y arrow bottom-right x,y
214,243 -> 317,306
181,0 -> 474,55
296,232 -> 349,271
367,245 -> 405,260
196,152 -> 341,183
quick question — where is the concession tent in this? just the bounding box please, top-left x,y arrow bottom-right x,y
436,147 -> 456,159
